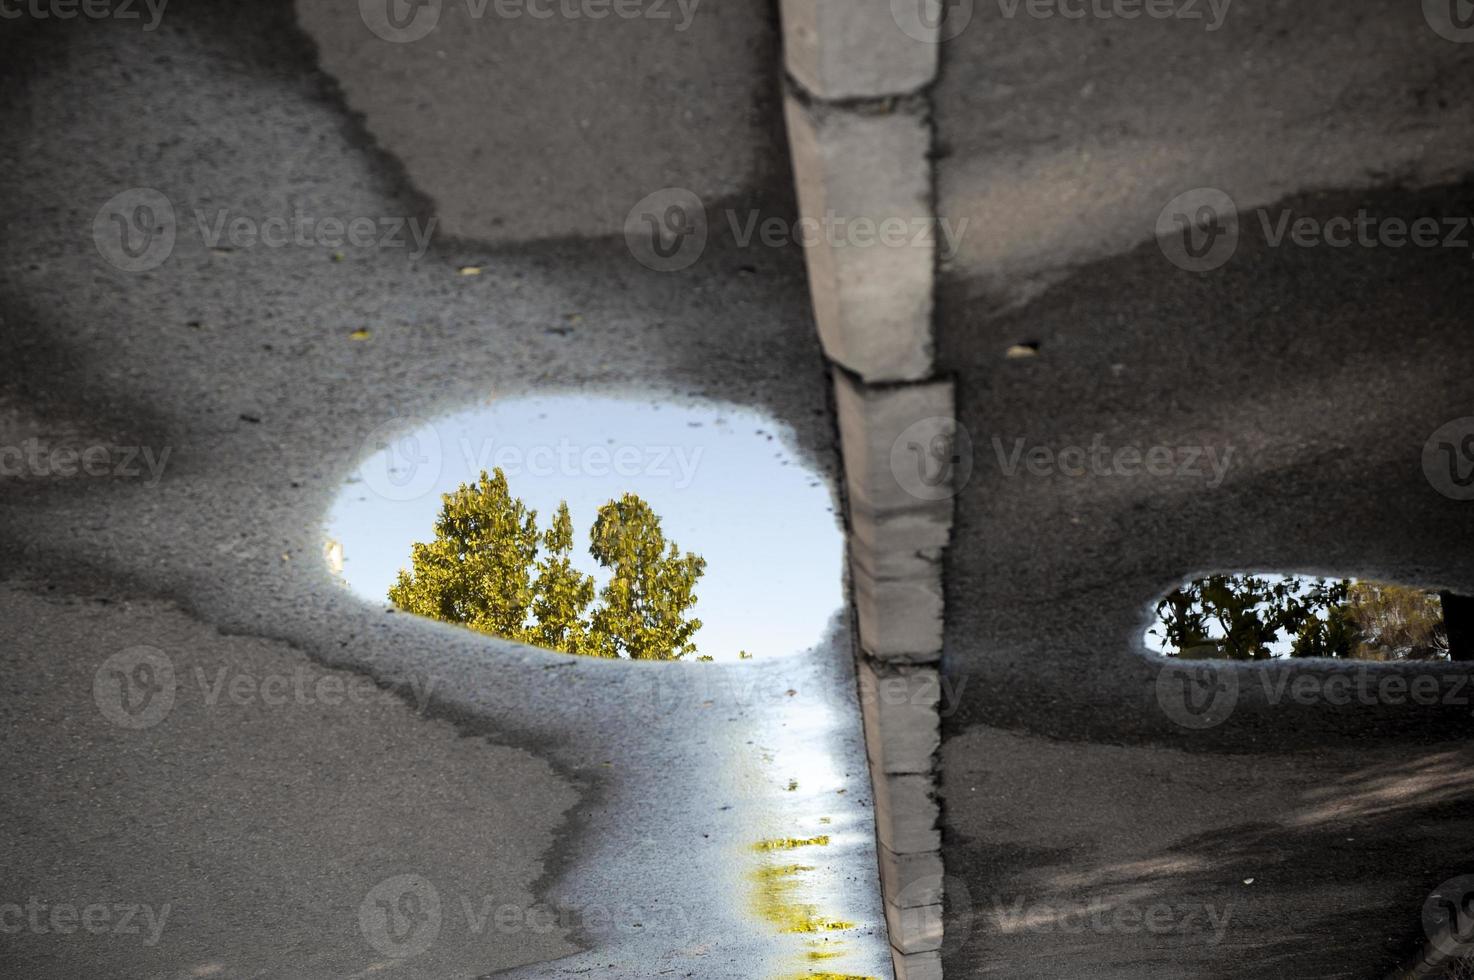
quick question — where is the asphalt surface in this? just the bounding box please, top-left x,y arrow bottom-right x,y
9,1 -> 1474,978
935,0 -> 1474,312
0,2 -> 891,977
934,4 -> 1474,977
297,0 -> 782,244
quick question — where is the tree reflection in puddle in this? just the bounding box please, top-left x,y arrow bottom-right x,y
326,395 -> 845,662
325,398 -> 891,975
1145,573 -> 1474,661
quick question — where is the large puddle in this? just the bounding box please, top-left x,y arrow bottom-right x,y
325,395 -> 884,976
1145,573 -> 1470,661
326,395 -> 845,662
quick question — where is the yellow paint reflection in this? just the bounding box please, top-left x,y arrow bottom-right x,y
748,837 -> 876,979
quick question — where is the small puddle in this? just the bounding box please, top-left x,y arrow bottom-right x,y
1144,573 -> 1471,661
326,395 -> 844,661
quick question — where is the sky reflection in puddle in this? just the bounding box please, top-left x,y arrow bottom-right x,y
327,395 -> 886,975
326,395 -> 845,662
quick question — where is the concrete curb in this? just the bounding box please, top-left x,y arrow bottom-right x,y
779,0 -> 939,100
777,4 -> 952,975
783,94 -> 936,384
